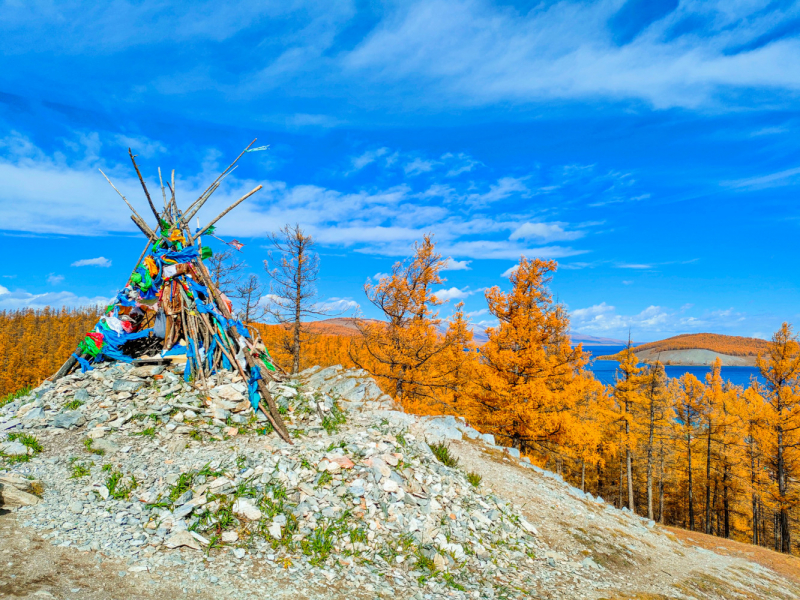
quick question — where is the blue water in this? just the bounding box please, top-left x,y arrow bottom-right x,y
583,346 -> 765,388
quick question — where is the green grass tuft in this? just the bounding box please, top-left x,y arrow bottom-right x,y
429,441 -> 459,468
0,386 -> 33,409
83,438 -> 105,456
466,472 -> 482,487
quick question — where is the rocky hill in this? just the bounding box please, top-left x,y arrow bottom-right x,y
1,364 -> 798,599
597,333 -> 769,366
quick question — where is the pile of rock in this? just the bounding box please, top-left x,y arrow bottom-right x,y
1,363 -> 552,598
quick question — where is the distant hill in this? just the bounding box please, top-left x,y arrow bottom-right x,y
597,333 -> 769,366
570,333 -> 627,346
305,321 -> 627,348
305,318 -> 366,337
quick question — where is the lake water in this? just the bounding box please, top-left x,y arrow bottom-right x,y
583,346 -> 765,388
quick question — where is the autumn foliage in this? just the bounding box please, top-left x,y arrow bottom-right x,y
0,307 -> 101,398
5,237 -> 800,555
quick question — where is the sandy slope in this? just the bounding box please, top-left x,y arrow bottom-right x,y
630,348 -> 756,366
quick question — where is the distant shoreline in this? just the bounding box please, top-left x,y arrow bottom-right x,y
595,348 -> 758,367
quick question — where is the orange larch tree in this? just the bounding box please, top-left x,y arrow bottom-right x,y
465,257 -> 593,457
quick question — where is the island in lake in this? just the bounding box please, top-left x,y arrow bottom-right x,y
596,333 -> 769,366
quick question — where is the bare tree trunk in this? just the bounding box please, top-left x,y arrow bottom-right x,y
778,426 -> 791,553
646,393 -> 655,520
705,423 -> 712,534
722,466 -> 730,538
581,460 -> 586,493
626,399 -> 635,512
292,243 -> 303,374
658,444 -> 665,524
687,423 -> 695,531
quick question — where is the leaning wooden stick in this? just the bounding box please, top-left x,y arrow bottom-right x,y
195,185 -> 262,239
99,169 -> 153,232
184,139 -> 256,218
183,167 -> 238,223
128,148 -> 161,223
130,214 -> 157,241
158,167 -> 169,214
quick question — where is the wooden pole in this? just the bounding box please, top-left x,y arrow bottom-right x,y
184,139 -> 256,218
158,167 -> 169,214
130,214 -> 157,241
99,169 -> 154,235
183,167 -> 237,223
192,258 -> 291,443
195,185 -> 262,239
128,148 -> 161,223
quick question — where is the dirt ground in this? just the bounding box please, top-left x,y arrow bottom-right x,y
0,508 -> 213,600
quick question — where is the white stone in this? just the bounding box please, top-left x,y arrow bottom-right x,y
268,522 -> 282,540
232,498 -> 262,520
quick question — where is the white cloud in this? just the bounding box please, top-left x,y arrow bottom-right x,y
509,222 -> 583,243
0,133 -> 592,261
47,273 -> 64,285
404,158 -> 438,176
433,286 -> 474,302
316,297 -> 360,313
0,285 -> 110,310
501,264 -> 518,278
442,258 -> 471,271
442,152 -> 481,177
72,257 -> 112,267
349,147 -> 390,172
466,177 -> 529,206
616,263 -> 652,270
569,302 -> 755,340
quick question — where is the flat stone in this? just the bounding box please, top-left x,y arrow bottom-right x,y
0,482 -> 40,507
22,407 -> 45,421
0,441 -> 28,456
165,530 -> 200,550
52,410 -> 86,429
214,384 -> 245,402
112,380 -> 145,393
222,531 -> 239,542
92,438 -> 120,454
129,365 -> 165,378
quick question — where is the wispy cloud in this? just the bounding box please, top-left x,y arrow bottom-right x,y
72,257 -> 112,267
723,166 -> 800,191
47,273 -> 64,285
509,222 -> 583,243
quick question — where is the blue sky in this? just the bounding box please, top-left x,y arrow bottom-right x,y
0,0 -> 798,342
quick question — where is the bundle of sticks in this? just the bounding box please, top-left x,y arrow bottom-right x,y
51,140 -> 291,443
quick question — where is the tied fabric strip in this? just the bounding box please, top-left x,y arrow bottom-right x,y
248,365 -> 262,411
72,353 -> 94,373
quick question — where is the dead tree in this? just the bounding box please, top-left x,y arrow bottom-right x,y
263,224 -> 325,374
